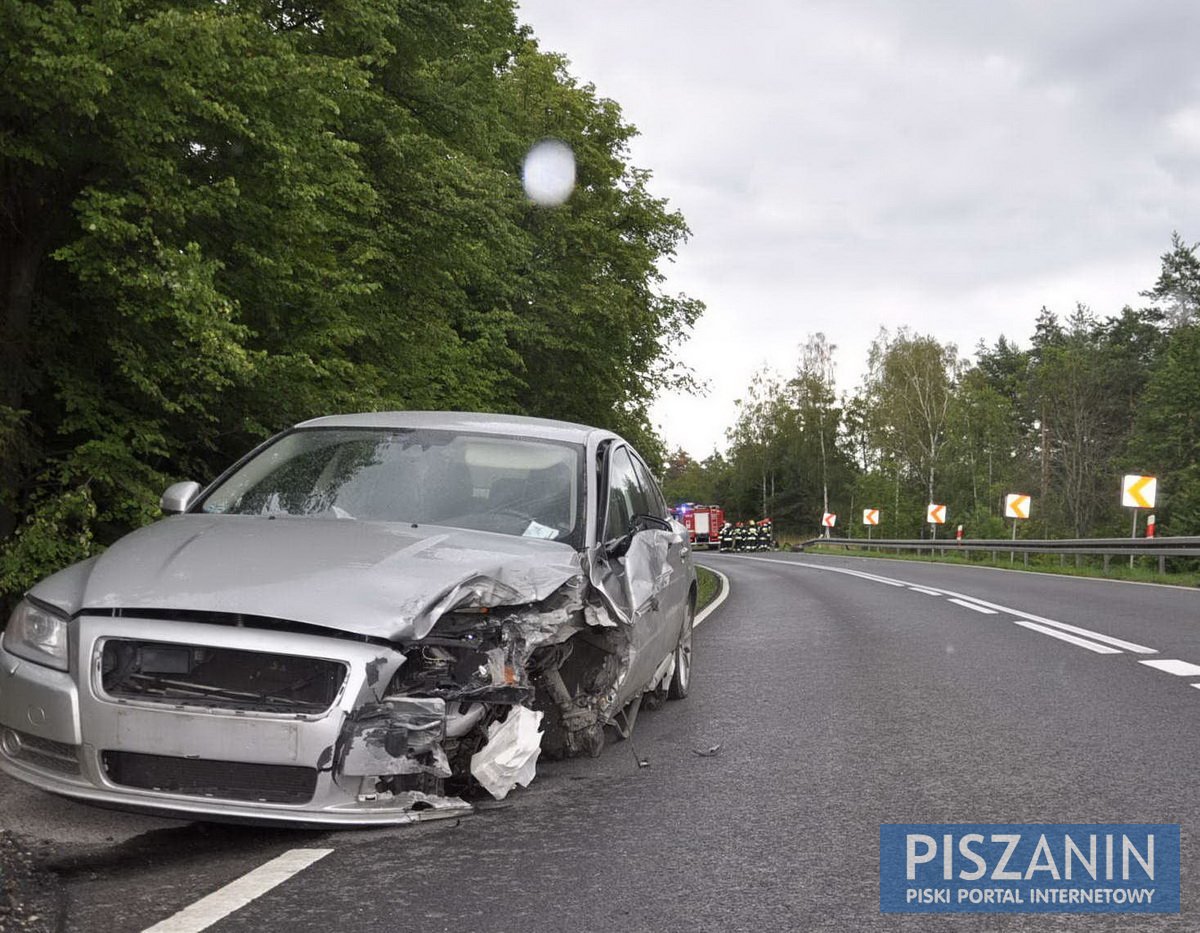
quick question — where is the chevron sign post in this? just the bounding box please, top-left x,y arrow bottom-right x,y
927,503 -> 946,542
1122,475 -> 1157,510
1122,475 -> 1158,566
863,508 -> 879,542
1004,494 -> 1031,520
1004,493 -> 1031,563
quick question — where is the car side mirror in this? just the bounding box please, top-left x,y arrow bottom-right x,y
632,514 -> 672,533
161,481 -> 202,514
604,514 -> 671,559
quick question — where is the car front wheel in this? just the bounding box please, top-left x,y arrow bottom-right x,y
668,601 -> 693,700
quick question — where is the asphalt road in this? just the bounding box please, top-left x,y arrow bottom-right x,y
5,553 -> 1200,931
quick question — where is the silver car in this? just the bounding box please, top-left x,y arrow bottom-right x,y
0,413 -> 696,825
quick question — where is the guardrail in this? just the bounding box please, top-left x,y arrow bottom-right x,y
800,535 -> 1200,574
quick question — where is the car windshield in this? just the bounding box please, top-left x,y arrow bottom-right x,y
199,427 -> 584,543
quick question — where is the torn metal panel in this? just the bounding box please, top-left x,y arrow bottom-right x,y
469,706 -> 544,800
585,533 -> 675,625
353,789 -> 473,818
65,516 -> 584,642
338,697 -> 450,778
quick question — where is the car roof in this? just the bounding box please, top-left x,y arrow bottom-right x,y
296,411 -> 620,446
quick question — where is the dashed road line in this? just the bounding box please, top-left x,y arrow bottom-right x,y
927,593 -> 1157,653
142,848 -> 334,933
948,598 -> 997,615
1009,619 -> 1122,654
1139,659 -> 1200,677
728,555 -> 1158,656
908,586 -> 944,596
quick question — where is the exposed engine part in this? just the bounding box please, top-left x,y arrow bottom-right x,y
388,622 -> 532,704
354,562 -> 640,800
532,631 -> 624,759
445,702 -> 487,738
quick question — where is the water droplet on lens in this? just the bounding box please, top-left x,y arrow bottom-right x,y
522,139 -> 576,206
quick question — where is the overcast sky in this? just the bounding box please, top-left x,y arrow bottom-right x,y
516,1 -> 1200,457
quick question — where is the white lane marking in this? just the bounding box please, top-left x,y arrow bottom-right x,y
795,550 -> 1200,592
143,848 -> 334,933
694,566 -> 730,628
942,596 -> 1156,653
734,556 -> 1158,655
1139,659 -> 1200,677
908,587 -> 944,596
1010,619 -> 1122,655
724,556 -> 907,588
948,598 -> 997,615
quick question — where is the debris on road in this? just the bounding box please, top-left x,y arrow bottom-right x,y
692,744 -> 722,757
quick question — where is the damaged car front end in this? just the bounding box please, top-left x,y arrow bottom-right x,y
0,413 -> 696,825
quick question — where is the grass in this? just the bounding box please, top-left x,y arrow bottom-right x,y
801,543 -> 1200,588
696,565 -> 722,610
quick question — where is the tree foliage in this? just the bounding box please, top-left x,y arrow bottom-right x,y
678,236 -> 1199,542
0,0 -> 702,598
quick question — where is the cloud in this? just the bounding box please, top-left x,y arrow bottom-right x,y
517,0 -> 1200,455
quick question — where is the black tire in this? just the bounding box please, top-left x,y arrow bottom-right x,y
668,600 -> 694,700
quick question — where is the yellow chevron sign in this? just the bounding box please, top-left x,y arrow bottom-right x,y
1122,474 -> 1157,509
927,503 -> 946,524
1004,494 -> 1030,520
863,508 -> 879,526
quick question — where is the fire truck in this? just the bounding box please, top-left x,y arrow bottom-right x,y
671,503 -> 725,549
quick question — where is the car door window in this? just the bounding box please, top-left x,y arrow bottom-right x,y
606,447 -> 650,539
631,457 -> 668,519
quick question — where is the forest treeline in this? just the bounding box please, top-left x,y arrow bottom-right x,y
664,235 -> 1200,541
0,0 -> 701,596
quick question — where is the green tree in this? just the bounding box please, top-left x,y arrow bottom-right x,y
725,369 -> 788,520
1130,324 -> 1200,534
2,0 -> 381,590
1142,232 -> 1200,328
0,0 -> 704,598
864,329 -> 960,506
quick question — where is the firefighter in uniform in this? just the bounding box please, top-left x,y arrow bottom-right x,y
719,521 -> 733,552
745,519 -> 757,552
733,521 -> 745,552
758,517 -> 772,550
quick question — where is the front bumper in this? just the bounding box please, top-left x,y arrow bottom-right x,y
0,616 -> 469,826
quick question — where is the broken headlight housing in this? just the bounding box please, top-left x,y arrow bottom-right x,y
3,599 -> 69,671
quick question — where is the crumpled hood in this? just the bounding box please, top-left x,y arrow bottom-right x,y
32,514 -> 583,642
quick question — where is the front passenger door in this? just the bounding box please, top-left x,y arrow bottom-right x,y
630,453 -> 690,642
601,445 -> 675,704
